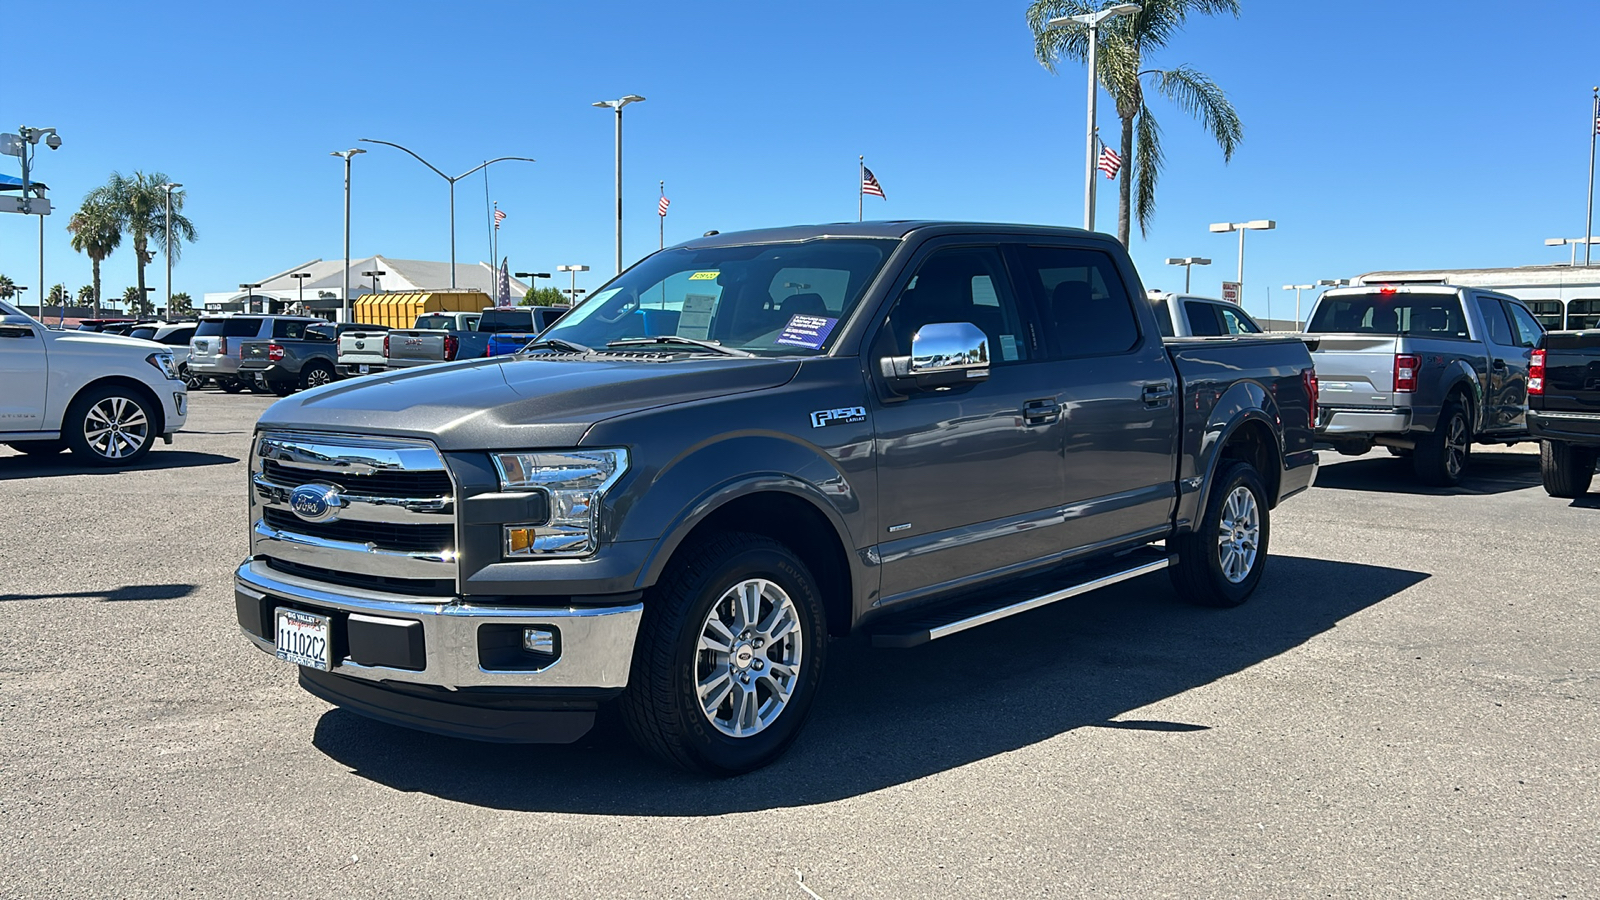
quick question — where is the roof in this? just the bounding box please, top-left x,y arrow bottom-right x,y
238,255 -> 528,299
679,221 -> 1096,249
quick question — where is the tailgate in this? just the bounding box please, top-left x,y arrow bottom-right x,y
1540,331 -> 1600,413
238,341 -> 272,368
190,336 -> 220,360
486,332 -> 538,356
385,330 -> 447,362
1308,335 -> 1400,409
338,332 -> 388,365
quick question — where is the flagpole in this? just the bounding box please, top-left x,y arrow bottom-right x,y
859,156 -> 864,223
659,180 -> 665,250
1587,86 -> 1598,268
492,201 -> 499,286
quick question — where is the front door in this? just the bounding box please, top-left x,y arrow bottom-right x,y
869,244 -> 1065,602
0,318 -> 48,432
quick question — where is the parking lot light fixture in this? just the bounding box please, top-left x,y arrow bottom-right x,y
557,264 -> 590,304
1544,236 -> 1600,266
1048,4 -> 1140,232
290,272 -> 313,311
515,272 -> 553,301
593,96 -> 646,275
160,183 -> 182,320
1165,257 -> 1211,293
1283,283 -> 1315,331
331,149 -> 366,322
239,283 -> 262,314
1209,220 -> 1275,296
361,269 -> 386,297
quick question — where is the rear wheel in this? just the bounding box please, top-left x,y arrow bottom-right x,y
300,363 -> 335,390
621,532 -> 827,775
268,380 -> 296,397
1170,461 -> 1270,608
64,385 -> 157,466
219,378 -> 245,394
1413,397 -> 1471,486
6,439 -> 67,456
1539,440 -> 1597,498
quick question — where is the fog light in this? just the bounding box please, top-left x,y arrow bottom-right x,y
522,627 -> 556,655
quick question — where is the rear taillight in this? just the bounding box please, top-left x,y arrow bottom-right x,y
218,337 -> 228,355
383,334 -> 391,357
1304,367 -> 1318,423
444,334 -> 460,361
267,343 -> 284,362
1529,349 -> 1545,396
1394,354 -> 1420,393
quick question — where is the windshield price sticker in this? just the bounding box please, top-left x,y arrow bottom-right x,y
776,315 -> 838,350
688,271 -> 720,281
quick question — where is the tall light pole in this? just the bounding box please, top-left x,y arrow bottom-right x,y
592,95 -> 646,274
1165,257 -> 1211,293
557,264 -> 589,304
1209,220 -> 1276,299
515,271 -> 552,304
1544,236 -> 1600,267
362,269 -> 386,297
160,183 -> 182,319
331,149 -> 365,322
1047,5 -> 1140,232
239,283 -> 262,315
13,286 -> 29,317
1587,86 -> 1598,267
291,272 -> 312,312
1282,283 -> 1315,331
360,139 -> 534,289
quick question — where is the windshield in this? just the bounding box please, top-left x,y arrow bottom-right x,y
541,239 -> 893,355
1307,293 -> 1469,339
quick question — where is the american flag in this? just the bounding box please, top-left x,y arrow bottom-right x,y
1098,145 -> 1122,180
496,258 -> 512,308
861,166 -> 886,199
1594,115 -> 1600,135
493,208 -> 506,229
658,195 -> 670,217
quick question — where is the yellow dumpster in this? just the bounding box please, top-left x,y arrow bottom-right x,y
352,290 -> 492,330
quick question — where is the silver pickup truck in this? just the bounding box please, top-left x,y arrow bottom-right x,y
379,312 -> 485,371
1305,284 -> 1545,485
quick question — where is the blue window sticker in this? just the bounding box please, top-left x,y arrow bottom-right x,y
775,314 -> 838,349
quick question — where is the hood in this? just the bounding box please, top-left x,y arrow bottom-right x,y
256,353 -> 801,450
56,330 -> 167,353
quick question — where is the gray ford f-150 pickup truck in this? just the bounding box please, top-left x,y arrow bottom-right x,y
234,221 -> 1318,774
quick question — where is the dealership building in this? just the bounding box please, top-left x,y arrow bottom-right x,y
201,256 -> 529,320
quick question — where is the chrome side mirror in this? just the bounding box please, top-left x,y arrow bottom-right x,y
880,322 -> 991,393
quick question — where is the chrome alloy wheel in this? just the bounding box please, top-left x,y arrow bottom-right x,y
1216,485 -> 1260,584
695,578 -> 804,738
83,396 -> 150,460
305,367 -> 333,388
1444,414 -> 1469,480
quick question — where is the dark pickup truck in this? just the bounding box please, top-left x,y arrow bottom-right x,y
234,221 -> 1317,775
1529,330 -> 1600,496
239,323 -> 388,396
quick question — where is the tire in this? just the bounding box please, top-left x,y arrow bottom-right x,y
1539,440 -> 1597,498
6,439 -> 67,456
219,378 -> 245,394
1413,397 -> 1471,487
268,380 -> 296,397
1169,461 -> 1271,608
179,366 -> 200,390
300,363 -> 335,391
1386,446 -> 1413,458
64,385 -> 158,466
621,532 -> 828,775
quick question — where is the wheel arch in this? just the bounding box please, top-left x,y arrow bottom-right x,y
64,375 -> 167,437
1194,409 -> 1284,519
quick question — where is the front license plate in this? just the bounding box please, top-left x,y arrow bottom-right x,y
275,609 -> 331,670
358,364 -> 370,374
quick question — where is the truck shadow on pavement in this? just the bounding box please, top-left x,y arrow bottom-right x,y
1312,450 -> 1541,496
311,554 -> 1427,814
0,583 -> 196,603
0,450 -> 237,481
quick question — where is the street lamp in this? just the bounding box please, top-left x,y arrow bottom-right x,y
1209,220 -> 1276,298
515,271 -> 552,302
331,149 -> 366,321
12,286 -> 29,317
239,283 -> 262,314
362,270 -> 386,297
360,139 -> 534,288
1282,283 -> 1315,331
1544,237 -> 1600,267
592,95 -> 646,274
159,183 -> 183,319
557,264 -> 589,304
565,288 -> 588,303
291,272 -> 313,311
1165,257 -> 1211,293
1047,4 -> 1140,232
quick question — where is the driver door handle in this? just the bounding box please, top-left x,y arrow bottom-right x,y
1023,398 -> 1061,426
1143,382 -> 1175,406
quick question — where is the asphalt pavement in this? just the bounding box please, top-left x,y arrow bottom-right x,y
2,390 -> 1596,898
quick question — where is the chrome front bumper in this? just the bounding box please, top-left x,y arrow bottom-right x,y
235,559 -> 643,690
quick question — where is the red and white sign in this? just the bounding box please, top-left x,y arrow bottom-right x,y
1221,281 -> 1241,304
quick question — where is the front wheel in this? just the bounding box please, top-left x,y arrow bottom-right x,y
65,385 -> 157,466
1539,440 -> 1597,498
1413,399 -> 1471,486
1169,461 -> 1271,608
621,532 -> 828,775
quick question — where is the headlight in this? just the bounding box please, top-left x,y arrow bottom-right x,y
491,449 -> 628,558
145,352 -> 179,381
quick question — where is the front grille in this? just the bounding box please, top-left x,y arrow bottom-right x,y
263,508 -> 453,551
264,559 -> 455,598
263,459 -> 452,498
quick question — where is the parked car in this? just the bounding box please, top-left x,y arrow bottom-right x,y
483,306 -> 571,356
1303,284 -> 1544,485
233,221 -> 1317,775
1147,292 -> 1264,337
127,322 -> 199,386
238,322 -> 351,396
75,318 -> 139,333
375,311 -> 483,371
188,315 -> 325,393
1528,329 -> 1600,496
333,324 -> 394,378
0,299 -> 187,465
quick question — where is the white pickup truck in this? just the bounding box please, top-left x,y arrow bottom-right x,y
0,300 -> 188,465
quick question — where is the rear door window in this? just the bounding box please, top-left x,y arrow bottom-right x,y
1307,294 -> 1470,339
1015,245 -> 1141,358
273,319 -> 311,339
1184,302 -> 1225,336
1474,296 -> 1515,346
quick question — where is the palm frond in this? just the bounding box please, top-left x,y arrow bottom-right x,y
1026,0 -> 1097,72
1134,105 -> 1165,237
1147,65 -> 1243,162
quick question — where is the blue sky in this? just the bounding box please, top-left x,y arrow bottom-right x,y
5,0 -> 1599,323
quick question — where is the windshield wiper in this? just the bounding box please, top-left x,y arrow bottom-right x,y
605,336 -> 754,357
519,337 -> 593,354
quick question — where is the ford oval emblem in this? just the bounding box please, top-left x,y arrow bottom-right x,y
289,483 -> 343,523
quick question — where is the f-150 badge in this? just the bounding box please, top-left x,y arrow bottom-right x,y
810,406 -> 866,428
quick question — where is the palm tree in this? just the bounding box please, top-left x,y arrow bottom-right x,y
1028,0 -> 1243,246
47,284 -> 69,308
67,198 -> 123,317
123,285 -> 153,317
76,284 -> 95,307
170,292 -> 194,316
0,274 -> 14,301
88,171 -> 196,306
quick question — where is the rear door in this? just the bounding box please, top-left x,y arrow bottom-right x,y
0,317 -> 47,431
1473,293 -> 1527,432
1498,299 -> 1545,429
